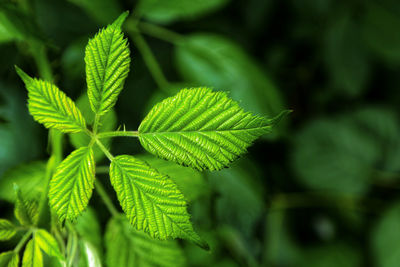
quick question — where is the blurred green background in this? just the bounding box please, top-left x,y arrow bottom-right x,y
1,0 -> 400,266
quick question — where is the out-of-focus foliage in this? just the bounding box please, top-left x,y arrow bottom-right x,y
1,0 -> 400,266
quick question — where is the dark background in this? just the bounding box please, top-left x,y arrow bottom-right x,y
1,0 -> 400,266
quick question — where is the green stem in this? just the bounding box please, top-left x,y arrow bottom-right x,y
66,229 -> 78,267
96,166 -> 109,174
94,138 -> 114,161
92,114 -> 101,135
126,20 -> 169,89
97,130 -> 139,139
95,180 -> 119,217
14,229 -> 33,253
138,21 -> 184,45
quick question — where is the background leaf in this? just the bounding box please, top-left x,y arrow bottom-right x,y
14,189 -> 39,226
22,239 -> 43,267
0,251 -> 19,267
0,219 -> 17,241
35,230 -> 63,260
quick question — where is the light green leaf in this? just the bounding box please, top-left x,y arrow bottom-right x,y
371,202 -> 400,267
22,239 -> 43,267
85,12 -> 130,116
15,67 -> 86,133
0,219 -> 17,241
70,94 -> 117,162
110,155 -> 208,249
14,189 -> 39,226
175,34 -> 286,137
49,147 -> 96,222
0,251 -> 19,267
139,87 -> 288,171
0,161 -> 46,203
35,230 -> 63,260
137,0 -> 230,24
105,217 -> 186,267
137,154 -> 208,202
78,240 -> 102,267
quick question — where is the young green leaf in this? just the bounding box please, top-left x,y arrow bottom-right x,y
109,155 -> 208,249
105,217 -> 186,267
49,147 -> 95,222
139,87 -> 289,171
22,239 -> 43,267
85,12 -> 130,116
15,66 -> 87,133
35,230 -> 63,260
0,219 -> 17,241
14,189 -> 39,226
0,251 -> 19,267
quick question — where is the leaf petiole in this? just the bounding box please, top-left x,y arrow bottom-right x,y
14,229 -> 33,253
97,131 -> 139,139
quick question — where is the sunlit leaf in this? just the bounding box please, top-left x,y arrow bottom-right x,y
0,219 -> 17,241
110,155 -> 208,249
35,230 -> 63,260
49,147 -> 95,222
22,239 -> 43,267
0,251 -> 19,267
15,67 -> 86,133
139,87 -> 288,171
85,12 -> 130,116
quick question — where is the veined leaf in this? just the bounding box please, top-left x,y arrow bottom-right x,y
85,12 -> 130,116
109,155 -> 208,249
15,66 -> 87,133
105,217 -> 186,267
35,230 -> 63,260
139,87 -> 288,171
0,251 -> 19,267
49,147 -> 95,222
14,189 -> 39,226
0,219 -> 17,241
22,239 -> 43,267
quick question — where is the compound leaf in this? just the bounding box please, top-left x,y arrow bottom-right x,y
105,216 -> 186,267
49,147 -> 95,222
139,87 -> 288,171
15,66 -> 86,133
22,239 -> 42,267
0,251 -> 19,267
35,230 -> 63,260
109,155 -> 208,249
14,189 -> 39,226
85,12 -> 130,116
0,219 -> 16,241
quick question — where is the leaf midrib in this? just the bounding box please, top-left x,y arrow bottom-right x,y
139,124 -> 270,135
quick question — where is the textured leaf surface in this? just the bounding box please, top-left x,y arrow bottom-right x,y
14,190 -> 39,226
0,219 -> 16,241
85,12 -> 130,116
22,239 -> 42,267
105,217 -> 186,267
0,251 -> 19,267
110,155 -> 207,249
15,67 -> 86,133
35,230 -> 63,260
49,147 -> 95,222
139,87 -> 287,171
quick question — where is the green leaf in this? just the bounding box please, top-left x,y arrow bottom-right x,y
78,240 -> 102,267
371,202 -> 400,267
35,230 -> 63,260
105,217 -> 186,267
139,87 -> 288,171
0,161 -> 46,203
0,251 -> 19,267
70,94 -> 117,162
136,154 -> 207,202
0,219 -> 17,241
49,147 -> 96,222
22,239 -> 43,267
14,189 -> 39,226
175,34 -> 286,135
110,155 -> 208,249
75,208 -> 102,255
85,12 -> 130,116
15,66 -> 87,133
137,0 -> 230,24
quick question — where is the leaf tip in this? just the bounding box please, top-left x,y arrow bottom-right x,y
112,11 -> 130,29
15,65 -> 33,85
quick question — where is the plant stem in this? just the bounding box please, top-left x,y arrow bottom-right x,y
138,21 -> 184,45
126,20 -> 169,89
94,138 -> 114,161
14,229 -> 33,253
96,166 -> 109,174
95,180 -> 119,217
97,130 -> 139,139
66,229 -> 78,267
